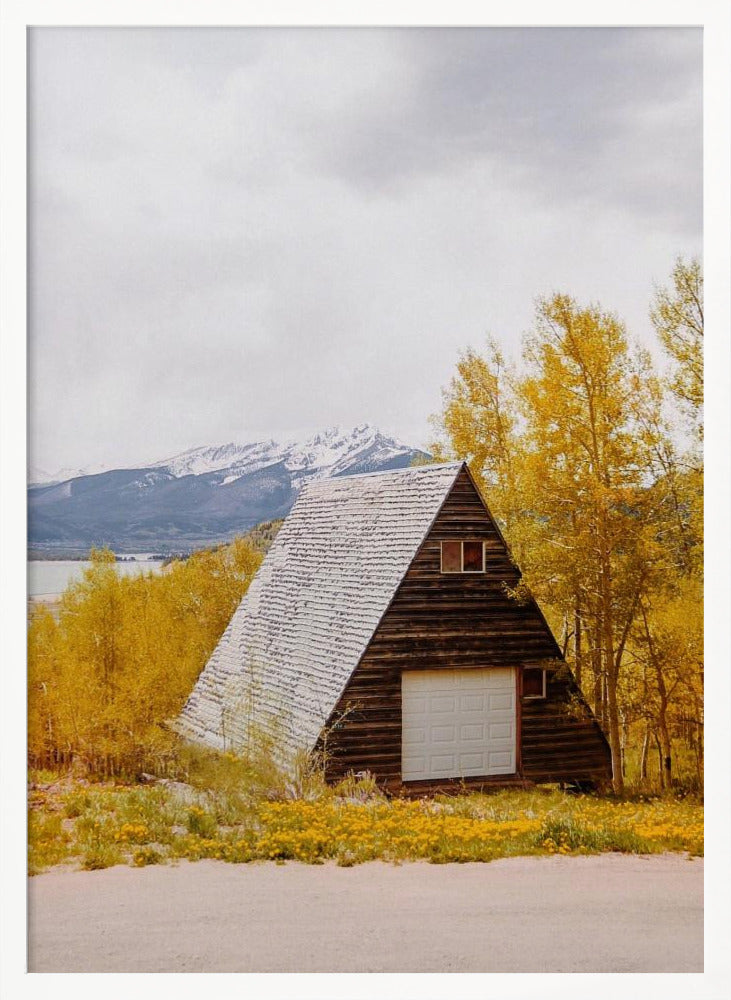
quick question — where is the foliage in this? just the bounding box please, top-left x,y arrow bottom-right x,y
27,772 -> 703,874
28,537 -> 262,778
185,806 -> 219,838
244,519 -> 283,552
28,811 -> 72,874
132,847 -> 165,867
433,265 -> 703,792
172,742 -> 292,822
80,843 -> 125,871
650,256 -> 703,431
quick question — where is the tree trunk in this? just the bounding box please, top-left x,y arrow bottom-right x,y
619,710 -> 629,778
641,602 -> 672,788
561,614 -> 571,658
592,616 -> 603,720
657,716 -> 672,788
695,725 -> 703,785
654,731 -> 665,789
605,667 -> 623,793
639,727 -> 650,781
574,601 -> 582,689
600,540 -> 623,794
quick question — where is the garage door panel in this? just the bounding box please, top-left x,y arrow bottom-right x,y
460,723 -> 484,741
487,729 -> 514,745
489,722 -> 512,740
402,727 -> 426,746
458,752 -> 485,769
403,695 -> 427,715
429,696 -> 457,713
421,713 -> 461,730
402,668 -> 516,781
431,725 -> 456,742
459,694 -> 486,711
488,692 -> 513,710
487,751 -> 514,771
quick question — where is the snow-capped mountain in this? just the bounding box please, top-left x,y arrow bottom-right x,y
28,425 -> 430,552
29,461 -> 110,487
151,424 -> 419,487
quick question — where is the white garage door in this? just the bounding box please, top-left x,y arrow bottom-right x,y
402,668 -> 516,781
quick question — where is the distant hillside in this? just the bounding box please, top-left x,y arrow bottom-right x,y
241,519 -> 282,554
28,425 -> 430,552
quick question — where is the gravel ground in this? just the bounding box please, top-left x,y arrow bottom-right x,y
27,853 -> 703,973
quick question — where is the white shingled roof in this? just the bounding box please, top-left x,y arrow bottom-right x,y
176,461 -> 463,758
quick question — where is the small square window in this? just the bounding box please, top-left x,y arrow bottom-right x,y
440,540 -> 486,573
440,541 -> 462,573
462,541 -> 484,572
523,667 -> 546,699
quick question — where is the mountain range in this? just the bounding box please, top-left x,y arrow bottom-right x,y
28,425 -> 430,552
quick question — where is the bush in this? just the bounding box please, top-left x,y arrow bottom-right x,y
185,806 -> 218,839
81,844 -> 123,871
132,847 -> 165,867
114,786 -> 184,841
28,812 -> 71,873
62,790 -> 93,818
536,815 -> 652,854
333,771 -> 384,803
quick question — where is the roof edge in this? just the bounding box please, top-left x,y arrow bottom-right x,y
298,460 -> 464,494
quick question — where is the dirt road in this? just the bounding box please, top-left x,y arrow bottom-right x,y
28,853 -> 702,973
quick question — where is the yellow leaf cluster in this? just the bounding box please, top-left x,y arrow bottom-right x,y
28,539 -> 262,777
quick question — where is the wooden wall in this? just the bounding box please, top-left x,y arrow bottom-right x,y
320,467 -> 612,790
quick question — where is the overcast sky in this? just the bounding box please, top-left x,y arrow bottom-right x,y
28,26 -> 702,475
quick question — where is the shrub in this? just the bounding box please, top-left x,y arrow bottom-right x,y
62,790 -> 93,818
114,786 -> 184,841
28,812 -> 71,873
132,847 -> 165,867
185,806 -> 218,838
81,844 -> 123,871
334,771 -> 384,803
536,815 -> 652,854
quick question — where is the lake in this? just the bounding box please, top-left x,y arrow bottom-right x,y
28,557 -> 165,598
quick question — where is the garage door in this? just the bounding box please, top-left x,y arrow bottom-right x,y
402,668 -> 516,781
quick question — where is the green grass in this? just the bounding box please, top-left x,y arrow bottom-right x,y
28,760 -> 704,874
28,811 -> 72,874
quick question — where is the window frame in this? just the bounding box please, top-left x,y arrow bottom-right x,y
522,666 -> 547,700
440,539 -> 486,574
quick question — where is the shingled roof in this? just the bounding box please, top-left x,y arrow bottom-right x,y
176,462 -> 464,758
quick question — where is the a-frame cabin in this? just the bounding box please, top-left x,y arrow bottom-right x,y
177,462 -> 612,792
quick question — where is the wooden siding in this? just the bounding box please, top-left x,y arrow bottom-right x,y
320,467 -> 612,789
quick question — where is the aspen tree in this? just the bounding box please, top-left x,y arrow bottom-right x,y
518,295 -> 654,791
434,267 -> 703,791
28,538 -> 262,776
651,256 -> 703,426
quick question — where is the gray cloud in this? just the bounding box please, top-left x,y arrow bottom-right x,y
318,29 -> 701,232
28,27 -> 702,474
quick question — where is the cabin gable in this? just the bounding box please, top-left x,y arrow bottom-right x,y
176,462 -> 464,759
178,459 -> 611,791
321,467 -> 612,790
